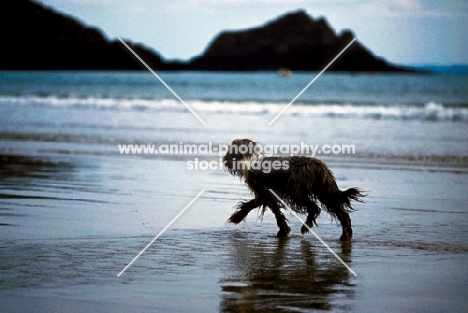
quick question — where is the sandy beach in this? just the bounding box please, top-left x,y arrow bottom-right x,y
1,155 -> 467,312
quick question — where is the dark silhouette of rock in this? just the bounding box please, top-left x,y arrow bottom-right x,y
0,2 -> 415,72
188,10 -> 412,72
0,0 -> 182,70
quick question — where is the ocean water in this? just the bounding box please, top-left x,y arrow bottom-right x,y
1,72 -> 467,168
1,71 -> 468,312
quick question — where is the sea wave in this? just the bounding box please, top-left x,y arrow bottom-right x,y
1,95 -> 468,122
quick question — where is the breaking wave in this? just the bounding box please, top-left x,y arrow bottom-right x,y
1,95 -> 467,122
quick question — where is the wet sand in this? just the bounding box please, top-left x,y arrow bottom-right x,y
1,155 -> 467,312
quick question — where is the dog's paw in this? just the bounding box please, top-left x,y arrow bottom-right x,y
227,210 -> 247,224
277,227 -> 291,238
339,229 -> 353,241
301,222 -> 312,235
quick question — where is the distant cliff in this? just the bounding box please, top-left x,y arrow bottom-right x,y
188,11 -> 410,72
1,1 -> 414,72
0,0 -> 182,70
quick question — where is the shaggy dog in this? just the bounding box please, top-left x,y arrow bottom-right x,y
223,139 -> 365,241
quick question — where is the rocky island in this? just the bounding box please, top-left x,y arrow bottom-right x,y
1,0 -> 414,72
188,11 -> 410,72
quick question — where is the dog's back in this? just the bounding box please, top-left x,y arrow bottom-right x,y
223,139 -> 364,240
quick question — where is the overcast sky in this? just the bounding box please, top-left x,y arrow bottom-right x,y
36,0 -> 467,65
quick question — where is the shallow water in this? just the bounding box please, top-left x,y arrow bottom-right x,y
1,154 -> 467,312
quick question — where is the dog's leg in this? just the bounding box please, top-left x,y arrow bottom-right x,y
271,205 -> 291,237
319,198 -> 353,241
227,198 -> 261,224
335,209 -> 353,241
301,200 -> 320,235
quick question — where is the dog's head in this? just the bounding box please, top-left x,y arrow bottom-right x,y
223,138 -> 261,178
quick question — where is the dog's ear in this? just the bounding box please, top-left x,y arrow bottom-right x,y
237,139 -> 258,156
250,140 -> 258,152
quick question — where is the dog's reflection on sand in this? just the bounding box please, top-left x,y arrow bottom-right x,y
219,230 -> 355,312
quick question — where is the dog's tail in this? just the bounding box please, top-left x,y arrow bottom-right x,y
340,187 -> 366,211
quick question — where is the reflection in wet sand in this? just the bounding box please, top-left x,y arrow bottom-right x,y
0,155 -> 75,181
220,230 -> 355,312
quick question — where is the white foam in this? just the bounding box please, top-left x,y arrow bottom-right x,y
1,96 -> 467,122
